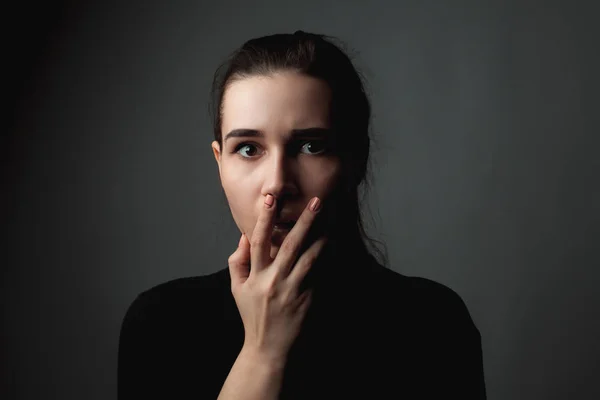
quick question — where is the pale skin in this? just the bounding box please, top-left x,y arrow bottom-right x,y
212,71 -> 343,399
211,71 -> 342,258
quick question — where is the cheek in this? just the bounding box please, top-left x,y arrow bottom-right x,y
221,161 -> 254,196
301,160 -> 342,197
220,165 -> 259,229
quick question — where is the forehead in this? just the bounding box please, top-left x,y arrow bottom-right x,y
221,71 -> 332,135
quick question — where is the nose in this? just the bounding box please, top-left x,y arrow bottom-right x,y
261,151 -> 298,200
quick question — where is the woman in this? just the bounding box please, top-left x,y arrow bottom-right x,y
118,31 -> 487,399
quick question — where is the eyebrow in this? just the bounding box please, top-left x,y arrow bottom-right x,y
224,127 -> 332,143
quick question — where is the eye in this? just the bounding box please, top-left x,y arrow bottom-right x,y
300,141 -> 327,155
234,143 -> 263,158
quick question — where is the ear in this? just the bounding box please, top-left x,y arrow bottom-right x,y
211,140 -> 222,177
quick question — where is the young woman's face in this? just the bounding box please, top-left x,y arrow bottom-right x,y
212,71 -> 342,257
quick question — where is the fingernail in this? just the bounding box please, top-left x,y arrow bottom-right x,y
238,234 -> 245,247
264,194 -> 274,208
309,197 -> 321,212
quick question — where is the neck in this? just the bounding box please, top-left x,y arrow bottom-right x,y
298,228 -> 373,293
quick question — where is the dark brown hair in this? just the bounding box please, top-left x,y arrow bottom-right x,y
209,31 -> 388,268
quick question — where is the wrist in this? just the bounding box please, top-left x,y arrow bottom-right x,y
240,344 -> 288,371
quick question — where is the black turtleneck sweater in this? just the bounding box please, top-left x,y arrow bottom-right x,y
118,246 -> 487,399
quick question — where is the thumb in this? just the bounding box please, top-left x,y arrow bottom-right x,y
228,233 -> 251,285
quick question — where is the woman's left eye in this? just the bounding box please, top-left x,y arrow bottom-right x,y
300,141 -> 327,155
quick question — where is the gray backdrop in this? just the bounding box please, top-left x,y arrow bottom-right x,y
3,0 -> 599,399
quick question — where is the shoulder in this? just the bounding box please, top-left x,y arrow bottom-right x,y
369,264 -> 478,333
370,262 -> 460,302
118,268 -> 238,398
409,275 -> 476,326
138,267 -> 230,300
122,267 -> 231,325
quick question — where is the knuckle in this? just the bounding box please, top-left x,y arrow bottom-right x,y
297,247 -> 319,268
262,285 -> 278,300
250,235 -> 263,248
280,237 -> 297,254
279,290 -> 293,306
303,253 -> 318,266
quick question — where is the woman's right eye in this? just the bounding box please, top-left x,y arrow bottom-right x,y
234,143 -> 262,158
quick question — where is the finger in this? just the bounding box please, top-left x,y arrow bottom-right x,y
274,197 -> 321,275
250,193 -> 277,272
228,233 -> 251,286
291,288 -> 313,313
286,236 -> 328,288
